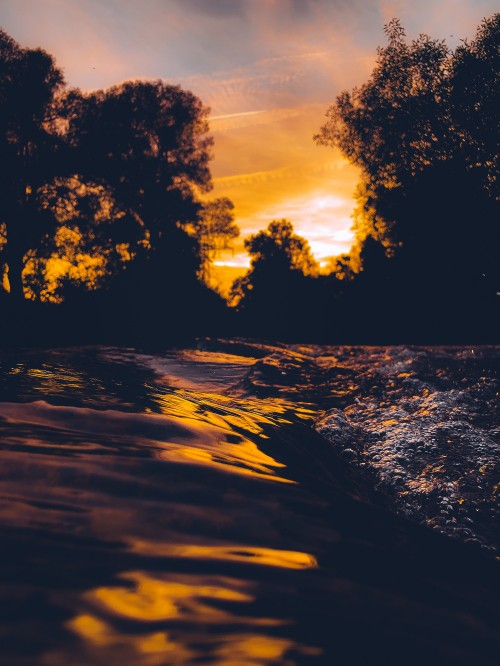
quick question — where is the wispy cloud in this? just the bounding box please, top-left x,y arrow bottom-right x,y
1,0 -> 494,90
0,0 -> 497,271
210,110 -> 268,121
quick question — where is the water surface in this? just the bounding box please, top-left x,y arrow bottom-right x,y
0,341 -> 498,665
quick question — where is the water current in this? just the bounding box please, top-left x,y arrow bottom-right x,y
0,340 -> 498,665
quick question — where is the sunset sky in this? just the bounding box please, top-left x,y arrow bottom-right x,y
0,0 -> 497,290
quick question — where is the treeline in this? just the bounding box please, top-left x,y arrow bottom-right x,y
0,14 -> 499,345
233,14 -> 500,342
0,28 -> 238,344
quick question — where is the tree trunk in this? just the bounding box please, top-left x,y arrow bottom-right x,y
7,244 -> 25,303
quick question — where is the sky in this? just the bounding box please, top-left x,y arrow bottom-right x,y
0,0 -> 497,290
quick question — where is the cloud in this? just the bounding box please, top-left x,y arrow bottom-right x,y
184,43 -> 377,117
175,0 -> 246,19
379,0 -> 498,47
0,0 -> 383,89
1,0 -> 497,272
1,0 -> 496,92
209,103 -> 359,220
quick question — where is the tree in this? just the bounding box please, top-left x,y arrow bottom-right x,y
0,27 -> 220,304
230,219 -> 318,331
244,219 -> 317,274
64,81 -> 212,247
316,15 -> 500,311
22,177 -> 145,302
61,80 -> 216,302
451,14 -> 500,199
0,29 -> 65,301
188,197 -> 239,283
315,19 -> 453,185
326,253 -> 357,281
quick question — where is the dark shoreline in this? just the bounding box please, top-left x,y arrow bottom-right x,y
1,298 -> 499,350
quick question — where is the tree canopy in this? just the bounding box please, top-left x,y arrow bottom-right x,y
63,81 -> 213,247
315,14 -> 500,313
0,28 -> 238,308
231,219 -> 318,305
190,197 -> 239,283
229,220 -> 320,335
0,28 -> 65,300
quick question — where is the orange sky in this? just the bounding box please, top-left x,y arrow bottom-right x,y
0,0 -> 497,292
209,106 -> 359,266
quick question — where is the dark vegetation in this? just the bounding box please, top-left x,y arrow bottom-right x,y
313,16 -> 500,342
0,15 -> 498,345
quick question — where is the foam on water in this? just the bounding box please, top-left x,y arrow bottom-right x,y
315,346 -> 500,551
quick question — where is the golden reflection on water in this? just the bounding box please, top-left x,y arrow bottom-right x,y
214,634 -> 321,665
66,571 -> 321,665
151,387 -> 315,431
156,437 -> 293,484
128,541 -> 318,570
9,363 -> 90,394
146,388 -> 316,483
146,401 -> 295,482
67,614 -> 306,665
0,396 -> 295,483
66,612 -> 195,665
178,350 -> 258,366
90,572 -> 255,622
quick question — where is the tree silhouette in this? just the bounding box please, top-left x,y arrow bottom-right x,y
22,177 -> 144,302
451,14 -> 500,199
316,14 -> 500,326
231,220 -> 319,336
63,81 -> 212,248
60,80 -> 218,308
0,26 -> 226,309
0,29 -> 65,301
231,219 -> 318,302
316,19 -> 452,183
190,197 -> 239,283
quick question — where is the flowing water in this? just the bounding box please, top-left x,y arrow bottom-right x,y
0,340 -> 498,665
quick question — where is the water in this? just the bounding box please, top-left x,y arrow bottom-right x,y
315,345 -> 500,552
0,341 -> 498,665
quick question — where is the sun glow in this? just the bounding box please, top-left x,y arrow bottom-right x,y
212,191 -> 356,271
207,103 -> 360,284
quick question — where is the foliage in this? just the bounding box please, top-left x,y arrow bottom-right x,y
451,13 -> 500,199
63,81 -> 213,248
188,197 -> 239,282
245,219 -> 317,274
0,28 -> 65,300
22,177 -> 145,301
316,14 -> 500,305
0,27 -> 222,304
315,18 -> 453,186
230,219 -> 318,312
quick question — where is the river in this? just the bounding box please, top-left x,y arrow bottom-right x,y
0,340 -> 498,665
